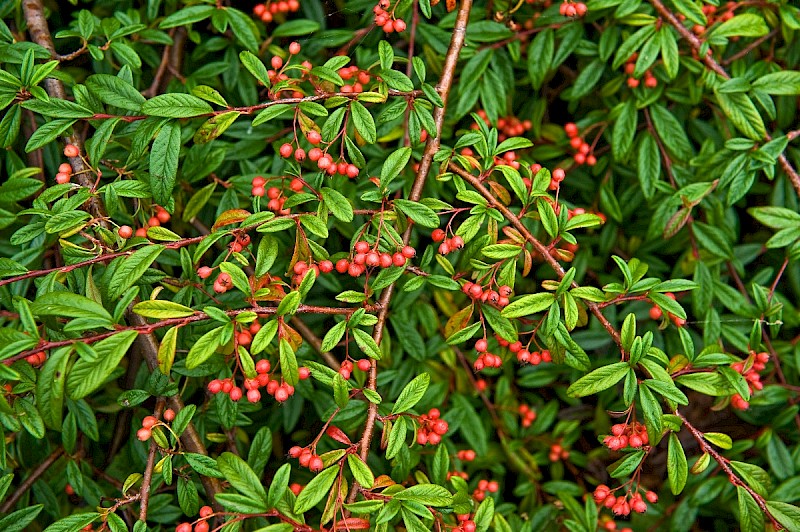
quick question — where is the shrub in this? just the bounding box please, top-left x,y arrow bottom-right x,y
0,0 -> 799,531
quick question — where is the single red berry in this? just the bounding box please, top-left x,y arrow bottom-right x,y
156,209 -> 171,223
289,42 -> 301,55
163,409 -> 175,422
271,55 -> 283,69
252,186 -> 265,197
118,225 -> 133,239
64,144 -> 80,157
298,367 -> 311,379
280,143 -> 293,158
355,241 -> 370,253
229,387 -> 243,401
432,229 -> 446,242
176,523 -> 192,532
307,130 -> 322,145
55,172 -> 71,184
136,428 -> 151,441
401,245 -> 416,258
649,306 -> 663,320
142,416 -> 158,429
392,253 -> 406,267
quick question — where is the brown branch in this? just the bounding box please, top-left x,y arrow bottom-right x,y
447,162 -> 623,348
143,28 -> 186,98
9,303 -> 382,364
21,0 -> 106,223
347,0 -> 474,506
675,410 -> 782,530
127,309 -> 226,513
0,447 -> 64,513
139,398 -> 166,522
648,0 -> 800,199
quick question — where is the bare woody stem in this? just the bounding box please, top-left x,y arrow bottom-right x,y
447,162 -> 623,348
9,303 -> 381,364
675,410 -> 783,530
648,0 -> 800,199
347,0 -> 474,506
139,397 -> 166,522
21,0 -> 106,223
0,447 -> 64,513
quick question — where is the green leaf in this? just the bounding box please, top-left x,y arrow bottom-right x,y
394,484 -> 453,506
67,331 -> 138,399
380,147 -> 412,189
715,91 -> 767,141
351,101 -> 376,144
612,100 -> 637,160
566,362 -> 629,397
668,432 -> 688,494
711,14 -> 769,39
36,347 -> 70,430
321,187 -> 354,222
392,373 -> 430,414
527,29 -> 554,89
394,199 -> 439,228
737,486 -> 764,532
272,19 -> 321,37
347,454 -> 374,488
21,98 -> 93,118
0,505 -> 43,532
219,262 -> 251,295
142,93 -> 213,118
353,328 -> 382,360
186,326 -> 224,369
649,103 -> 692,160
43,512 -> 99,532
150,121 -> 181,205
159,5 -> 215,28
501,293 -> 555,318
85,74 -> 145,111
133,300 -> 194,319
294,465 -> 339,513
239,51 -> 270,87
751,71 -> 800,95
279,337 -> 299,385
321,321 -> 347,352
569,59 -> 605,100
267,463 -> 290,509
31,292 -> 113,323
638,384 -> 663,445
766,501 -> 800,531
25,118 -> 76,152
109,245 -> 165,299
217,452 -> 268,508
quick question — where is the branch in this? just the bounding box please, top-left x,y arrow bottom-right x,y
447,162 -> 623,348
648,0 -> 800,199
347,0 -> 474,506
0,447 -> 63,513
127,309 -> 226,513
21,0 -> 106,222
139,398 -> 166,522
9,303 -> 381,364
675,410 -> 782,530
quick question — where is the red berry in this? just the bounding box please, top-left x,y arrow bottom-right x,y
118,225 -> 133,239
298,367 -> 311,379
355,241 -> 370,253
357,359 -> 371,372
289,42 -> 301,55
136,428 -> 151,441
392,253 -> 406,267
64,144 -> 80,157
229,387 -> 243,401
280,143 -> 293,158
176,523 -> 192,532
432,229 -> 446,242
307,130 -> 322,145
401,245 -> 416,258
271,55 -> 283,69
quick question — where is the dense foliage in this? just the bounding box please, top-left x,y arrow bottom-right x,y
1,0 -> 800,530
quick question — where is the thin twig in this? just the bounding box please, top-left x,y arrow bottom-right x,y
447,162 -> 623,348
0,447 -> 64,513
648,0 -> 800,199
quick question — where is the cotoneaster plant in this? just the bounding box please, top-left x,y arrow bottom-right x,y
0,0 -> 799,531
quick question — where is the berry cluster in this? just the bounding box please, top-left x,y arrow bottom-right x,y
55,162 -> 73,184
548,442 -> 570,462
252,0 -> 300,23
136,409 -> 175,442
623,53 -> 658,89
472,338 -> 502,371
454,513 -> 478,532
472,479 -> 499,501
593,485 -> 658,516
208,358 -> 310,404
518,404 -> 537,427
229,233 -> 252,253
175,505 -> 213,532
337,358 -> 372,380
730,351 -> 769,410
416,408 -> 449,445
473,110 -> 532,141
499,335 -> 553,365
288,445 -> 324,472
461,282 -> 512,309
559,1 -> 588,17
648,292 -> 685,327
25,351 -> 46,366
603,421 -> 649,451
564,123 -> 597,166
456,449 -> 476,461
548,167 -> 566,191
684,2 -> 735,35
373,0 -> 406,33
599,516 -> 633,532
339,65 -> 372,93
432,228 -> 464,255
134,205 -> 172,237
333,241 -> 415,278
